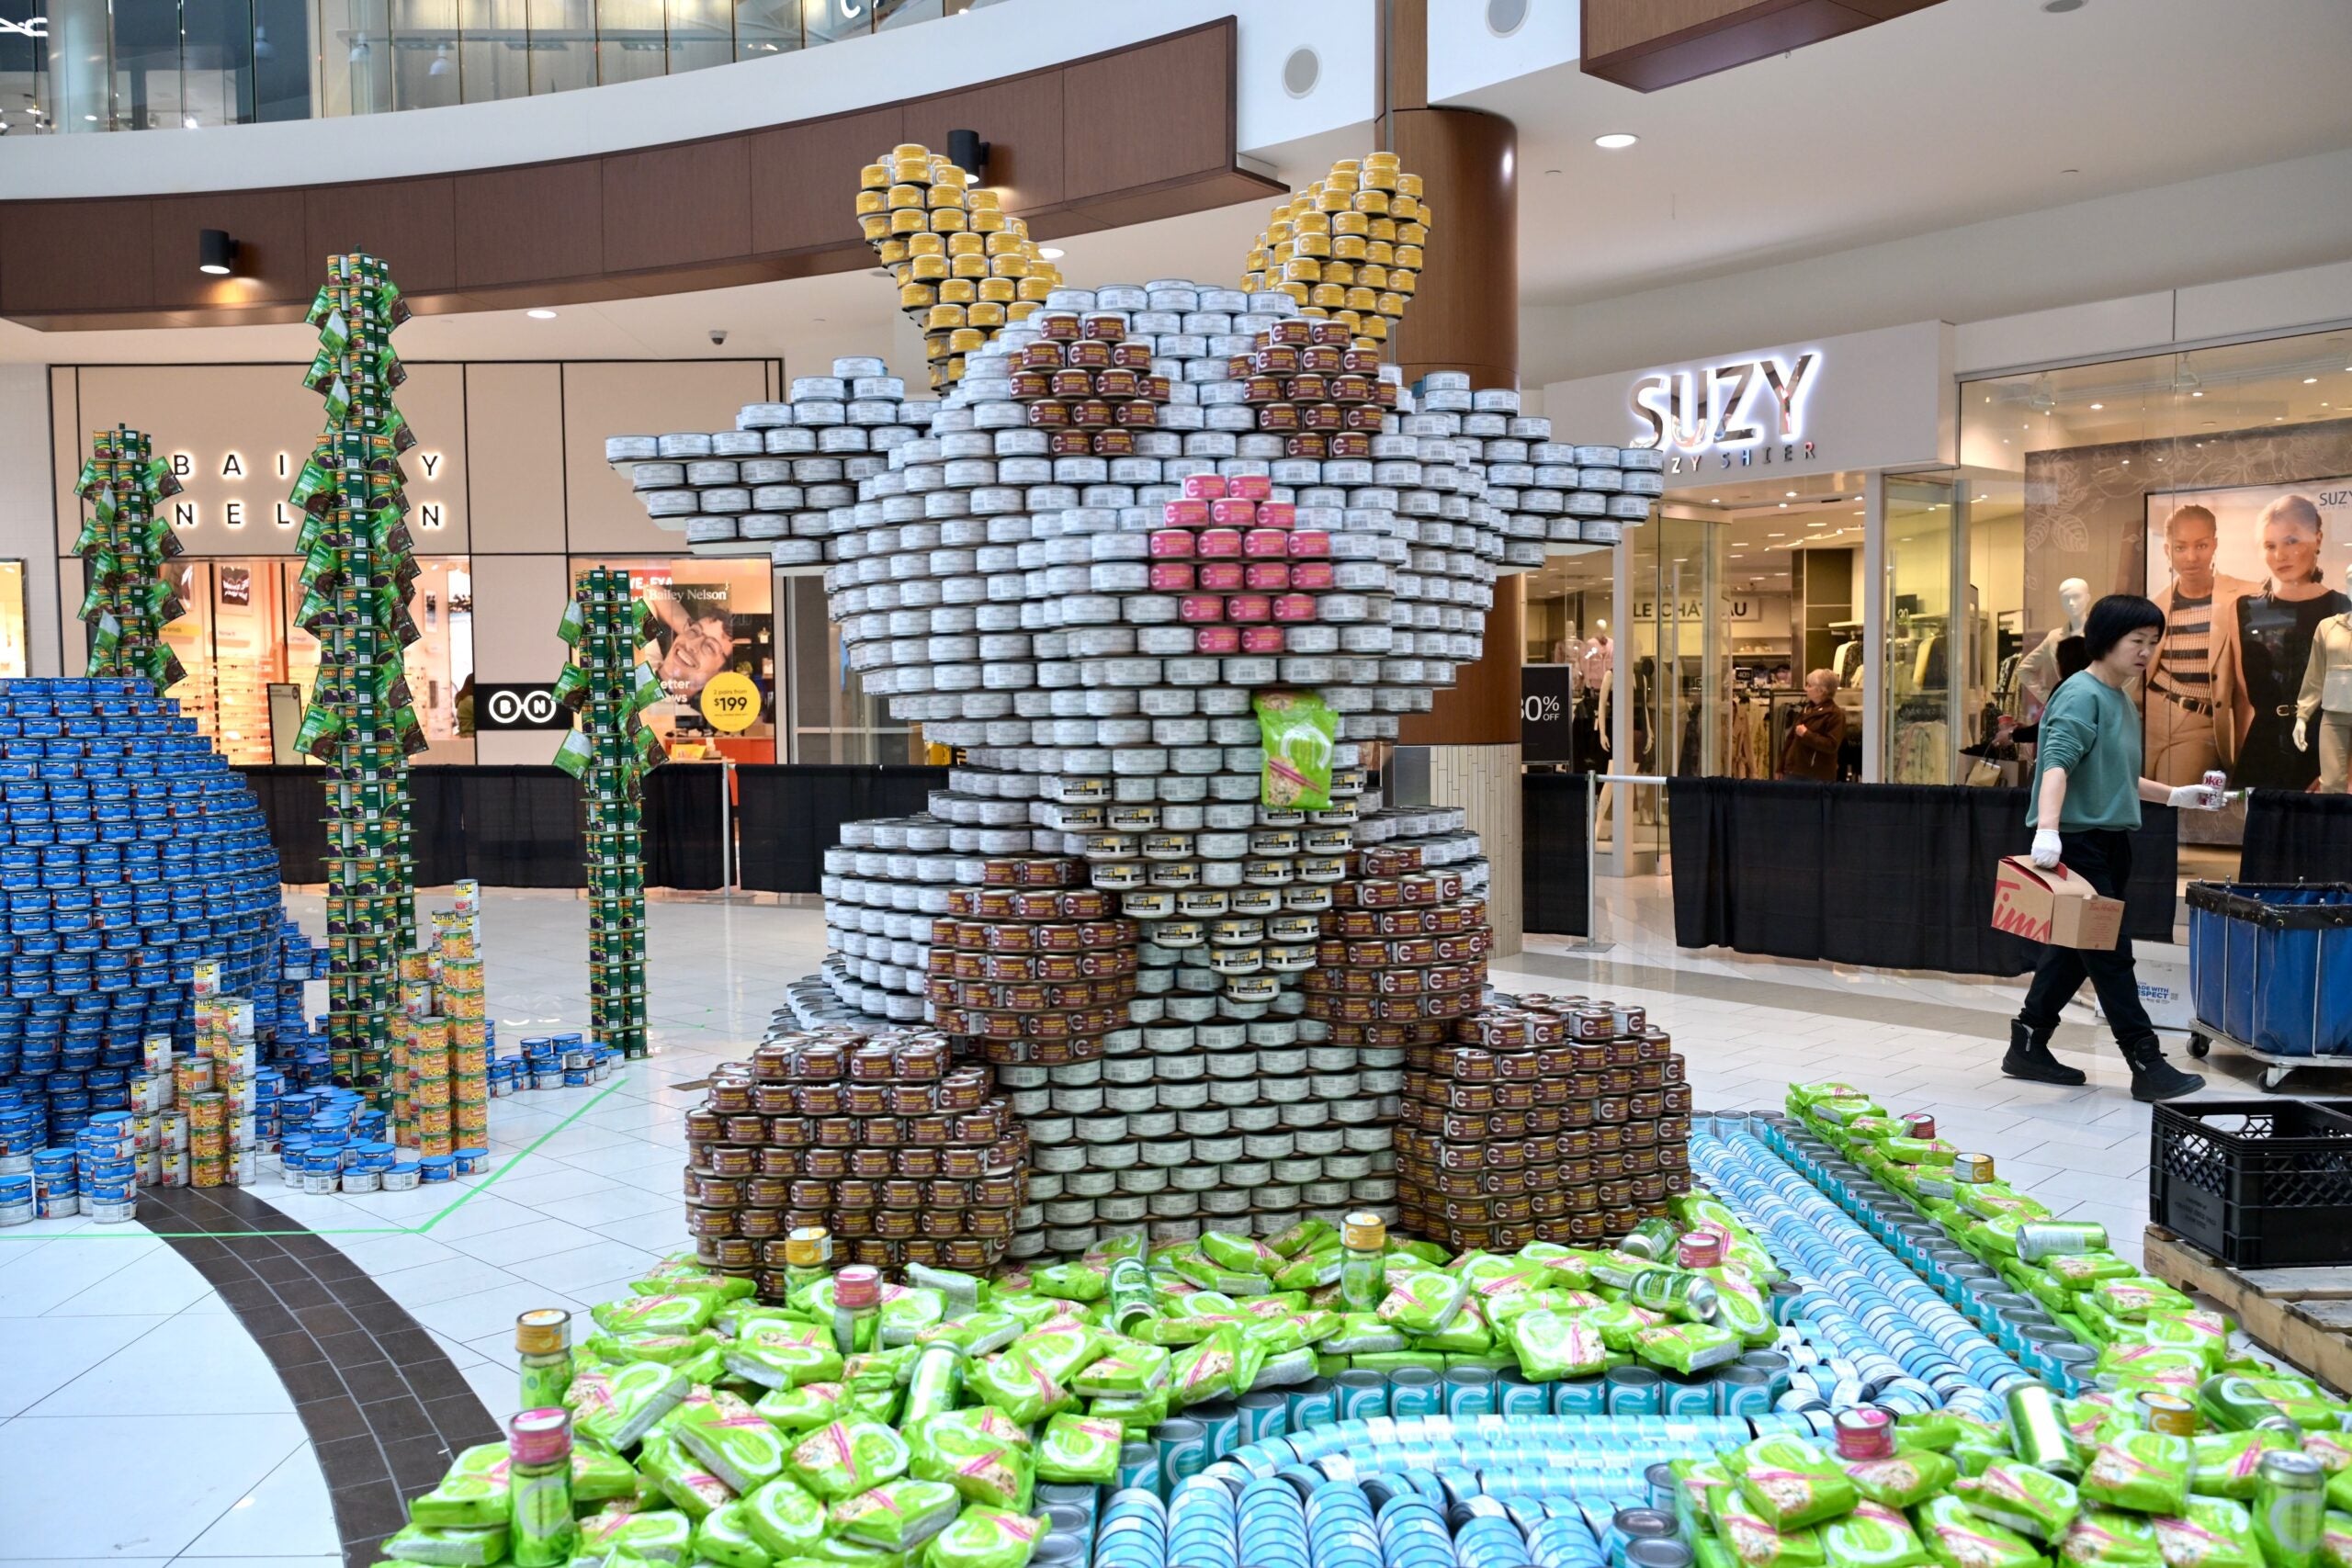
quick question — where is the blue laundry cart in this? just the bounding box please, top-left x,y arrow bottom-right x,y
2185,882 -> 2352,1090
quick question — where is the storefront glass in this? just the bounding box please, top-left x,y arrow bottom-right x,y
0,561 -> 27,679
1959,327 -> 2352,802
1884,474 -> 1961,784
782,572 -> 924,764
569,556 -> 776,761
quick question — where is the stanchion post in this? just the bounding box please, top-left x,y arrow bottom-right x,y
719,760 -> 735,897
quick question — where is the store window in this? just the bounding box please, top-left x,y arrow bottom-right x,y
1961,328 -> 2352,810
569,557 -> 776,761
157,556 -> 474,764
0,561 -> 26,679
782,572 -> 923,764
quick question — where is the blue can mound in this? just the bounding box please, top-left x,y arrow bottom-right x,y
0,676 -> 326,1150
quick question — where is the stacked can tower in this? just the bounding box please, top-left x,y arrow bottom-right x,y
556,570 -> 663,1059
390,887 -> 492,1155
72,425 -> 188,689
291,253 -> 428,1103
681,1024 -> 1031,1285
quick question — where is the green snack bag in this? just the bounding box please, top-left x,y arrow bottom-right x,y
1200,1231 -> 1280,1276
673,1390 -> 793,1495
2095,1280 -> 2196,1324
2155,1499 -> 2259,1568
1588,1300 -> 1665,1353
1717,1491 -> 1830,1568
729,1337 -> 847,1391
1914,1494 -> 2047,1568
1958,1462 -> 2083,1544
2060,1511 -> 2162,1568
921,1309 -> 1024,1359
1326,1314 -> 1410,1355
1266,1218 -> 1338,1258
788,1419 -> 912,1503
1895,1414 -> 1970,1454
2331,1472 -> 2352,1516
745,1475 -> 831,1559
967,1348 -> 1072,1427
1253,690 -> 1338,809
1826,1503 -> 1932,1568
1170,1327 -> 1242,1408
758,1381 -> 846,1433
1031,1263 -> 1108,1303
1713,1286 -> 1781,1349
834,1479 -> 963,1551
1637,1322 -> 1743,1374
2195,1432 -> 2293,1502
878,1288 -> 949,1347
925,1506 -> 1047,1568
2303,1433 -> 2352,1477
909,1407 -> 1034,1510
1011,1326 -> 1101,1386
1506,1309 -> 1609,1382
1377,1269 -> 1470,1334
639,1428 -> 737,1520
2082,1430 -> 2191,1517
407,1444 -> 510,1529
594,1294 -> 719,1337
567,1360 -> 691,1450
635,1258 -> 759,1302
2320,1511 -> 2352,1568
1073,1338 -> 1171,1399
1847,1451 -> 1960,1511
378,1523 -> 511,1566
1410,1316 -> 1495,1355
1030,1414 -> 1122,1484
591,1331 -> 723,1367
579,1505 -> 697,1563
1734,1435 -> 1860,1530
2045,1253 -> 2140,1289
696,1501 -> 774,1568
1088,1387 -> 1171,1432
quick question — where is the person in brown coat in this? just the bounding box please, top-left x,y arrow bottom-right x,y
1779,669 -> 1848,782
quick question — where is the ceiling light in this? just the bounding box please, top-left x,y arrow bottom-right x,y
1783,491 -> 1796,498
2192,389 -> 2203,397
2305,378 -> 2320,384
2088,402 -> 2102,410
1594,133 -> 1638,150
526,308 -> 557,319
1777,502 -> 1788,509
198,229 -> 237,276
2042,0 -> 2085,11
1037,247 -> 1065,259
183,115 -> 198,128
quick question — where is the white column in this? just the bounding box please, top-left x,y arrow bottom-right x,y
1861,470 -> 1887,783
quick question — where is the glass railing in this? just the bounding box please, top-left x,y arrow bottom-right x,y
0,0 -> 978,133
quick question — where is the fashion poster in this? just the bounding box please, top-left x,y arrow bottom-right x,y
2142,478 -> 2352,790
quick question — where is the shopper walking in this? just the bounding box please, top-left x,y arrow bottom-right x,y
2004,593 -> 2221,1101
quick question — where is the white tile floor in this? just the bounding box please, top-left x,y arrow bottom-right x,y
0,880 -> 2289,1562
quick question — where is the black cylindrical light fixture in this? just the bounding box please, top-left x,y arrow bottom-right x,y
198,229 -> 238,276
947,129 -> 989,180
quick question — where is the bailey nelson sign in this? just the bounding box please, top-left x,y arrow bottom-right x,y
160,446 -> 452,532
1629,350 -> 1822,472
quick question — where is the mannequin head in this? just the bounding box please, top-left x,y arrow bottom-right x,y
2259,495 -> 2326,588
2161,506 -> 2220,598
2059,578 -> 2092,634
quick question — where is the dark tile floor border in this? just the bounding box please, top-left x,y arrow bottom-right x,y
140,1182 -> 503,1568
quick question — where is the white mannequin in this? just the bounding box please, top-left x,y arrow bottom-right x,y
2295,611 -> 2352,793
2017,577 -> 2094,717
2059,578 -> 2091,635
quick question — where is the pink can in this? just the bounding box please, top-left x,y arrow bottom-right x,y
1194,625 -> 1241,653
1257,501 -> 1296,528
1197,528 -> 1243,558
1227,592 -> 1272,623
1149,562 -> 1196,592
1179,594 -> 1226,623
1290,561 -> 1335,591
1287,530 -> 1330,558
1227,473 -> 1273,501
1241,625 -> 1286,654
1245,562 -> 1292,591
1244,528 -> 1290,558
1181,473 -> 1227,501
1210,497 -> 1257,527
1148,529 -> 1195,558
1161,498 -> 1209,527
1271,592 -> 1317,622
1198,561 -> 1245,592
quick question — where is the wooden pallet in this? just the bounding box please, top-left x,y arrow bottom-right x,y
2143,1224 -> 2352,1394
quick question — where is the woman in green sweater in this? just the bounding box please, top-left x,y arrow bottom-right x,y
2004,593 -> 2222,1101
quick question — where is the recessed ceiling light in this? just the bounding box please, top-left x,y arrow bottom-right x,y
2088,402 -> 2102,410
1038,247 -> 1065,259
2192,389 -> 2204,397
2305,377 -> 2320,384
526,309 -> 558,320
2042,0 -> 2085,11
1594,133 -> 1638,151
1783,491 -> 1796,498
1778,502 -> 1788,509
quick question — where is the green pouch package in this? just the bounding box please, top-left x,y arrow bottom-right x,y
696,1500 -> 773,1568
567,1359 -> 691,1450
1035,1414 -> 1124,1484
592,1331 -> 723,1367
879,1288 -> 949,1347
1170,1327 -> 1243,1408
967,1349 -> 1072,1427
1265,1218 -> 1338,1258
744,1475 -> 831,1559
1507,1310 -> 1609,1382
2081,1430 -> 2190,1517
2332,1468 -> 2352,1515
1200,1231 -> 1280,1277
579,1505 -> 697,1564
758,1381 -> 845,1433
729,1339 -> 847,1391
1894,1414 -> 1970,1454
921,1309 -> 1024,1359
2098,1344 -> 2209,1389
673,1391 -> 792,1495
924,1506 -> 1048,1568
1826,1503 -> 1931,1568
1733,1435 -> 1860,1531
909,1407 -> 1035,1510
2153,1499 -> 2258,1568
1086,1387 -> 1170,1432
2044,1252 -> 2139,1289
1588,1300 -> 1665,1353
635,1258 -> 759,1302
1410,1316 -> 1495,1355
1845,1451 -> 1959,1511
407,1444 -> 509,1529
906,1263 -> 988,1311
639,1429 -> 736,1520
1011,1326 -> 1101,1386
1713,1286 -> 1780,1349
2322,1510 -> 2352,1568
788,1419 -> 913,1503
2094,1280 -> 2196,1324
1638,1322 -> 1744,1375
1249,1346 -> 1320,1391
1072,1339 -> 1171,1399
1378,1270 -> 1470,1335
1272,1249 -> 1340,1293
378,1523 -> 510,1567
2059,1511 -> 2161,1568
1716,1492 -> 1829,1568
1031,1263 -> 1107,1303
2306,1432 -> 2352,1476
1326,1314 -> 1409,1355
2196,1431 -> 2292,1503
833,1479 -> 963,1551
1958,1462 -> 2082,1544
1912,1494 -> 2045,1568
1253,690 -> 1338,809
594,1293 -> 719,1337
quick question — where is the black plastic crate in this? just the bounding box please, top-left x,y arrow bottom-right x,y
2151,1099 -> 2352,1268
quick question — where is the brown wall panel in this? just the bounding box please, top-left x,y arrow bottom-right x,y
1,199 -> 156,316
748,106 -> 902,257
150,189 -> 309,312
1060,25 -> 1229,201
602,136 -> 754,276
305,178 -> 458,296
903,73 -> 1065,215
453,159 -> 605,289
1582,0 -> 1944,90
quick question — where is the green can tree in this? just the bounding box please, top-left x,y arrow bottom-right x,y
72,424 -> 187,688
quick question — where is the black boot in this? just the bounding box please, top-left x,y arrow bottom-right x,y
2120,1039 -> 2205,1102
2002,1020 -> 2087,1086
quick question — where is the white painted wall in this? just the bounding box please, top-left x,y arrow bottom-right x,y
1426,0 -> 1580,107
0,366 -> 61,676
0,0 -> 1374,198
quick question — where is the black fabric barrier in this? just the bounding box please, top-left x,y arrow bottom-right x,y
735,765 -> 951,894
1666,776 -> 2178,976
1521,772 -> 1594,937
643,766 -> 729,890
241,767 -> 331,884
2240,790 -> 2352,886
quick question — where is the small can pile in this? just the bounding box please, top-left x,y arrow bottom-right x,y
682,1026 -> 1031,1285
926,863 -> 1136,1066
1397,993 -> 1691,1252
389,887 -> 492,1154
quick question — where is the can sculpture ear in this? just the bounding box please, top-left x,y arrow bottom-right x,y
1240,152 -> 1430,355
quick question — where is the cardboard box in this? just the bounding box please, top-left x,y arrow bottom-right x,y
1991,857 -> 2125,950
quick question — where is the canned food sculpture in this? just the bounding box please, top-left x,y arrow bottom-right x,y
72,425 -> 187,691
555,568 -> 665,1060
290,253 -> 429,1101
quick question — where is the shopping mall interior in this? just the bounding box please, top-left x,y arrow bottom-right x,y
4,2 -> 2352,1564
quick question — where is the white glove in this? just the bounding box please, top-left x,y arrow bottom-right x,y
2297,716 -> 2311,751
2030,829 -> 2064,869
2166,784 -> 2221,810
